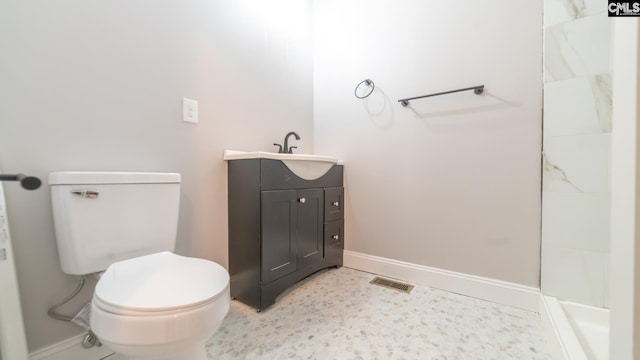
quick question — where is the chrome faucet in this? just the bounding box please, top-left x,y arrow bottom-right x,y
274,131 -> 300,154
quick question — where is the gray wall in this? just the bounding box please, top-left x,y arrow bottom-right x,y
313,0 -> 543,286
0,0 -> 313,352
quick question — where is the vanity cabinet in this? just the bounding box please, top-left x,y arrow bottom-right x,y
227,159 -> 344,311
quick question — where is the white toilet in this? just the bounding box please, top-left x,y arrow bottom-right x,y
49,171 -> 230,360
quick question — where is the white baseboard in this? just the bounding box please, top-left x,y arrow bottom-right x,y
29,333 -> 114,360
539,295 -> 572,360
539,295 -> 588,360
343,250 -> 541,312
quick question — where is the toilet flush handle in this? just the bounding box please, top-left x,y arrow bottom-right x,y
72,190 -> 99,199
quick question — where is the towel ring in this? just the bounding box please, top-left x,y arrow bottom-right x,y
354,79 -> 375,99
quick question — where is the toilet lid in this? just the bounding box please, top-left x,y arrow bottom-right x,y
94,252 -> 229,312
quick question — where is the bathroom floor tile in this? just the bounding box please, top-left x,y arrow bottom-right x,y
206,267 -> 551,359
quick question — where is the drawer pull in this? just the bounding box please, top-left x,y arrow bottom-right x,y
332,201 -> 340,207
332,234 -> 339,240
299,197 -> 306,204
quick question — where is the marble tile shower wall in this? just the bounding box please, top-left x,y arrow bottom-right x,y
541,0 -> 612,308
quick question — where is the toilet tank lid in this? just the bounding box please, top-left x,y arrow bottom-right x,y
48,172 -> 180,185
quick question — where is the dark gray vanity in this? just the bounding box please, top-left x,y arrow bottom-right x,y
227,157 -> 344,311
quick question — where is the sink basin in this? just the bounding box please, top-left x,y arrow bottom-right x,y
223,150 -> 342,180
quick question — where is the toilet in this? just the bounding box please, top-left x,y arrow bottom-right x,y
49,171 -> 230,360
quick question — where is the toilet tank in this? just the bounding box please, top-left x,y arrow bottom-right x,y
49,172 -> 181,275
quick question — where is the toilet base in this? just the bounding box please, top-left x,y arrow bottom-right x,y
109,345 -> 207,360
92,286 -> 229,360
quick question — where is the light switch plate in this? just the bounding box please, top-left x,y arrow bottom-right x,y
183,98 -> 198,124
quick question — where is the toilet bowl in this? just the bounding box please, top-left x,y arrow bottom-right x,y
90,252 -> 230,360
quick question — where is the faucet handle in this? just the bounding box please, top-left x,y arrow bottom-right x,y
288,146 -> 297,154
273,143 -> 283,153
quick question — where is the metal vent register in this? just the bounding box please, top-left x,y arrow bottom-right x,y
370,277 -> 414,294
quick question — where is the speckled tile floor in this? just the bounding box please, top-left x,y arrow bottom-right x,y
206,267 -> 552,359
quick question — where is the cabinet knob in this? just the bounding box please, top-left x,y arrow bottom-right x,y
332,201 -> 340,207
299,197 -> 306,204
332,234 -> 339,240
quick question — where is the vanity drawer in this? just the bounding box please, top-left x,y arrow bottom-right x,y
324,187 -> 344,222
324,220 -> 343,265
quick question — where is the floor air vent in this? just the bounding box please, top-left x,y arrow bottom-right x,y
370,277 -> 414,294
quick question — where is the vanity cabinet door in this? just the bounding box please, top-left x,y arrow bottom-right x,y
261,190 -> 298,284
297,188 -> 324,268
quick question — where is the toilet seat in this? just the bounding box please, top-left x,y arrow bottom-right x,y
94,251 -> 229,315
